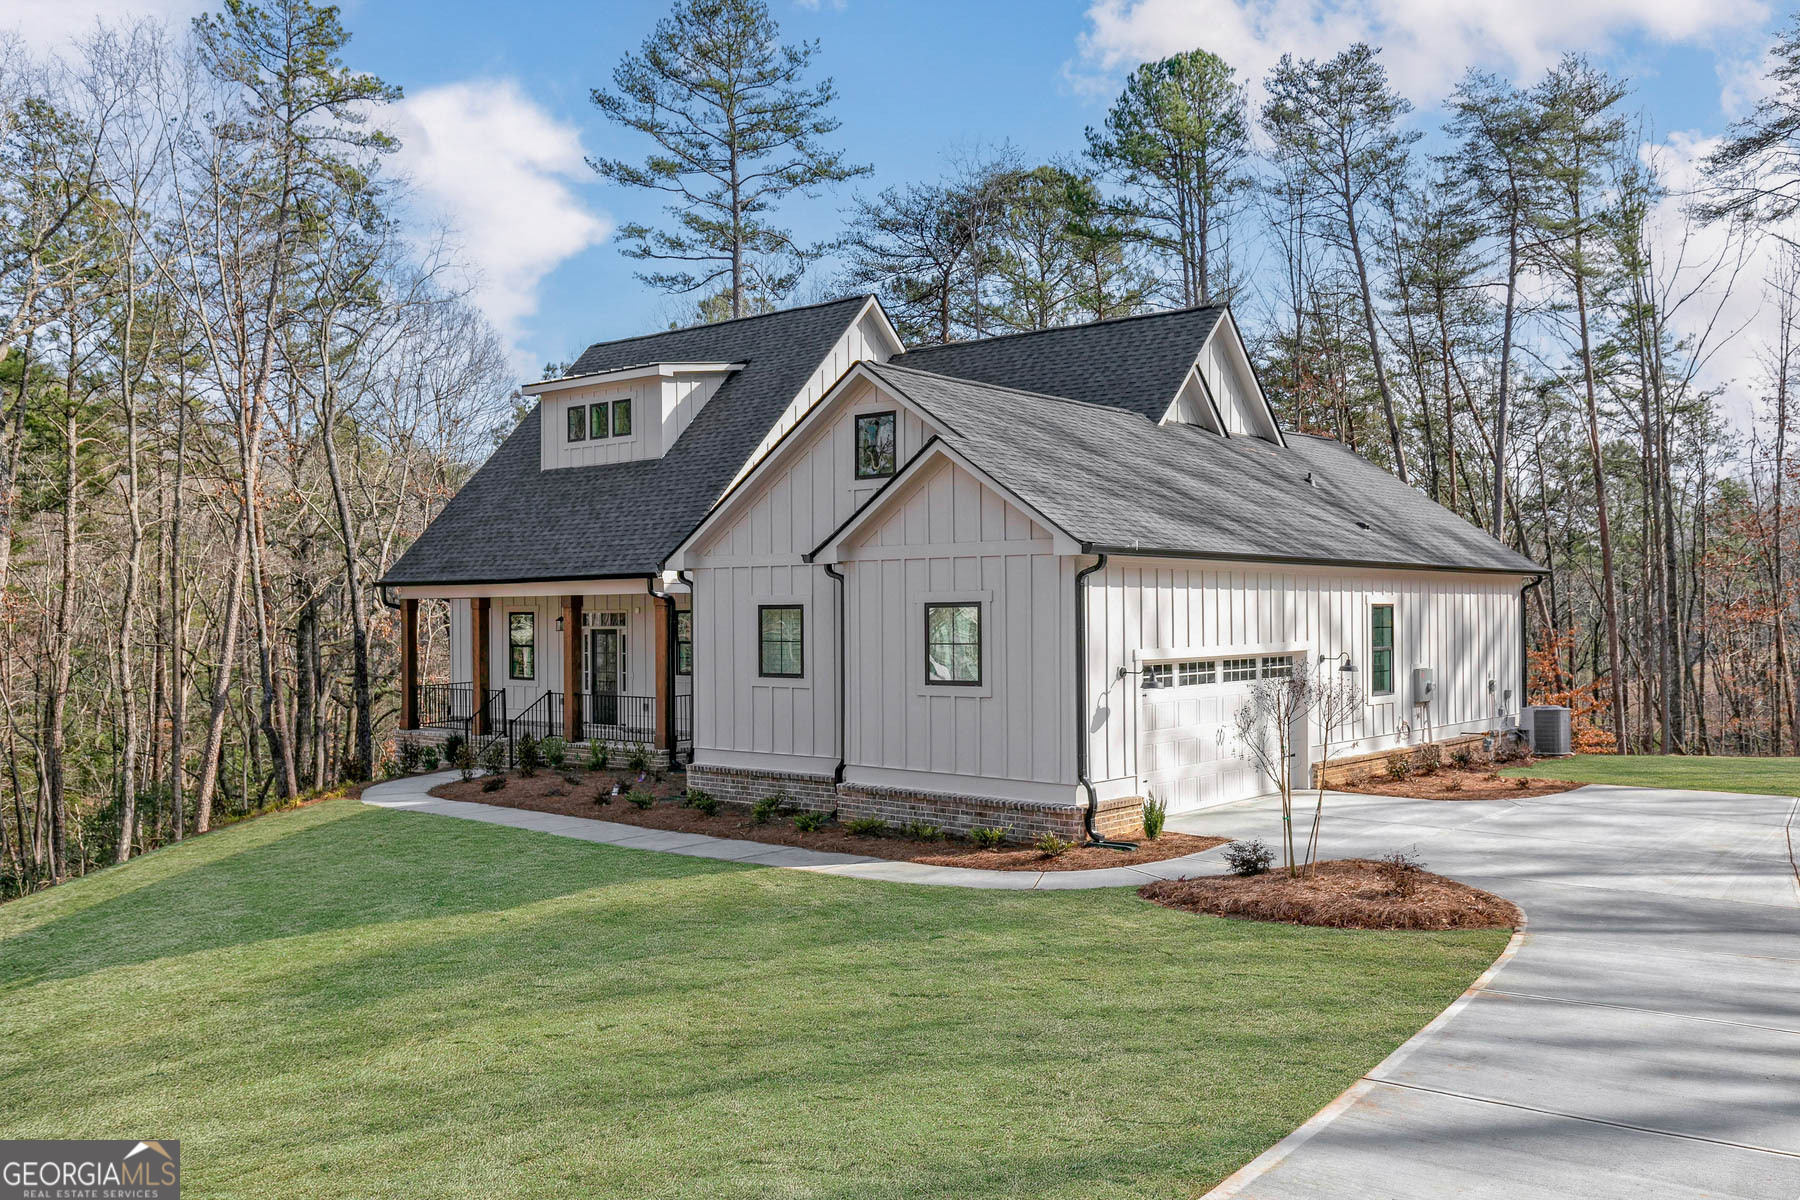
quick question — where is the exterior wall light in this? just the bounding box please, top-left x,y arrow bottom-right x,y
1319,651 -> 1357,673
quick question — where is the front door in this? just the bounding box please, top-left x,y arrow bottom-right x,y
590,629 -> 621,726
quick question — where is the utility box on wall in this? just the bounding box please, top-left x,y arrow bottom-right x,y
1412,667 -> 1435,704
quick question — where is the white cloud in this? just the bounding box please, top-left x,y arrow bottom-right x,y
1076,0 -> 1771,104
387,80 -> 610,366
2,0 -> 205,48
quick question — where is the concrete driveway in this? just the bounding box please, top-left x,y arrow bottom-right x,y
1169,784 -> 1800,1200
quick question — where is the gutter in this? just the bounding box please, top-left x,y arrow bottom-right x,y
1079,541 -> 1544,579
1519,574 -> 1544,714
1075,552 -> 1136,850
824,564 -> 847,785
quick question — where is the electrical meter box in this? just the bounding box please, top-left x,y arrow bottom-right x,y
1412,667 -> 1435,703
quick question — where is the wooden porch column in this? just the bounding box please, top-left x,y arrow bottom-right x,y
470,596 -> 491,734
399,598 -> 419,730
654,593 -> 673,752
562,594 -> 582,743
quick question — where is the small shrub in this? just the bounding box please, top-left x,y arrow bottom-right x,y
967,825 -> 1008,850
454,740 -> 477,782
442,733 -> 465,766
793,810 -> 829,833
902,821 -> 944,842
480,738 -> 507,775
398,741 -> 423,773
625,789 -> 655,810
587,741 -> 610,771
562,772 -> 582,786
1378,849 -> 1427,898
689,790 -> 719,816
340,756 -> 369,784
542,737 -> 567,769
751,792 -> 789,824
516,735 -> 541,777
546,785 -> 566,798
592,786 -> 612,806
626,742 -> 653,774
419,748 -> 440,772
1450,746 -> 1474,770
1514,776 -> 1531,789
480,774 -> 507,793
1384,754 -> 1413,782
1036,832 -> 1074,858
1444,777 -> 1464,793
844,817 -> 887,837
1415,745 -> 1442,776
1223,838 -> 1273,877
380,755 -> 402,780
1142,796 -> 1167,840
1483,771 -> 1502,782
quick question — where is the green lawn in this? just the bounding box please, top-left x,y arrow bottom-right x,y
0,798 -> 1505,1200
1502,754 -> 1800,796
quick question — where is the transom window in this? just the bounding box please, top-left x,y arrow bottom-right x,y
855,411 -> 897,479
676,611 -> 693,676
1371,604 -> 1395,695
567,405 -> 587,442
508,612 -> 535,680
589,401 -> 609,439
924,602 -> 981,685
1222,657 -> 1258,683
758,605 -> 803,678
1261,655 -> 1294,679
1178,660 -> 1216,686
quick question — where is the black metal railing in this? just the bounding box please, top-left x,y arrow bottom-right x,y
416,681 -> 473,729
674,692 -> 693,749
577,692 -> 658,745
507,690 -> 563,757
474,687 -> 507,736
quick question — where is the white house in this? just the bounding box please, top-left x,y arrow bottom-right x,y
382,296 -> 1541,842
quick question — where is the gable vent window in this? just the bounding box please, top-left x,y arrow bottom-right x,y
855,411 -> 897,479
1222,658 -> 1258,683
567,405 -> 587,443
589,401 -> 609,439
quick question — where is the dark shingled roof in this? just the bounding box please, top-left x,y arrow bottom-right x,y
860,362 -> 1543,575
380,296 -> 873,585
895,305 -> 1227,421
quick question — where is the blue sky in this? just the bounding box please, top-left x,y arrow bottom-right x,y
13,0 -> 1791,379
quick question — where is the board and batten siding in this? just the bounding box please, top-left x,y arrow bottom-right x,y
688,374 -> 929,772
537,375 -> 668,469
838,457 -> 1077,802
1084,557 -> 1527,802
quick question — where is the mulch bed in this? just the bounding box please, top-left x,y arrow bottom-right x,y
427,769 -> 1227,871
1337,763 -> 1575,802
1140,859 -> 1521,930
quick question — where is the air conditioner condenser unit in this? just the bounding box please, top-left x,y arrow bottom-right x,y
1521,705 -> 1572,757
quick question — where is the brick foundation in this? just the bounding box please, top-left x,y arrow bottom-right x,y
1312,732 -> 1495,788
685,764 -> 838,813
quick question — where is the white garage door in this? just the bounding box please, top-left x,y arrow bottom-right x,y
1139,654 -> 1302,813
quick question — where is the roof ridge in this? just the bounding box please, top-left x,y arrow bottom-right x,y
872,359 -> 1150,418
899,303 -> 1226,356
575,293 -> 873,358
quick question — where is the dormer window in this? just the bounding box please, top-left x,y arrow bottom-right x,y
589,402 -> 608,439
612,398 -> 632,438
567,405 -> 587,442
855,411 -> 896,479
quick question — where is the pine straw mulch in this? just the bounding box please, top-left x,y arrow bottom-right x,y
1337,763 -> 1576,802
427,770 -> 1228,871
1139,859 -> 1521,930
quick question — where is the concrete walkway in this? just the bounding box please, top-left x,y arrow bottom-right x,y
1173,785 -> 1800,1200
361,772 -> 1232,889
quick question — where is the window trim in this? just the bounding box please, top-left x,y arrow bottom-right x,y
507,611 -> 536,681
853,409 -> 898,480
675,610 -> 693,677
923,601 -> 983,687
756,603 -> 804,679
1370,601 -> 1396,696
566,404 -> 587,443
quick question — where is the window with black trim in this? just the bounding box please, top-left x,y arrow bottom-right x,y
924,602 -> 981,685
566,405 -> 586,442
758,605 -> 802,677
612,397 -> 633,437
508,612 -> 535,680
1371,604 -> 1395,695
676,611 -> 693,676
589,401 -> 609,439
854,411 -> 896,479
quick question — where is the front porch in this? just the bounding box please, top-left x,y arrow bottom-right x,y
394,580 -> 694,762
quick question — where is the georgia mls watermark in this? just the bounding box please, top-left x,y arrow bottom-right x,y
0,1140 -> 178,1200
